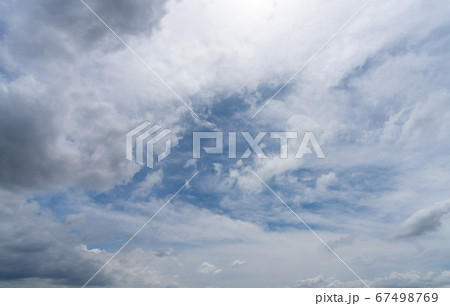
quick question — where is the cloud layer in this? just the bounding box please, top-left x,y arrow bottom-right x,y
1,0 -> 450,287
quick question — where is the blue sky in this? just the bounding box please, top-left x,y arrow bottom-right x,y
1,0 -> 450,287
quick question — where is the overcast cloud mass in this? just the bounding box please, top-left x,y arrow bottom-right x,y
1,0 -> 450,287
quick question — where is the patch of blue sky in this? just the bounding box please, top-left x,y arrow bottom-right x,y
0,20 -> 4,40
32,190 -> 78,221
201,94 -> 251,125
265,221 -> 314,232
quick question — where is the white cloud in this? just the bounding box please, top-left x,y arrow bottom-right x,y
213,163 -> 222,175
197,262 -> 222,275
296,270 -> 450,288
295,275 -> 341,288
230,260 -> 247,268
316,172 -> 337,193
132,170 -> 163,199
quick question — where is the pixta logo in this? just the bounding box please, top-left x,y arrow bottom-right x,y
126,122 -> 172,168
193,131 -> 325,159
126,123 -> 325,169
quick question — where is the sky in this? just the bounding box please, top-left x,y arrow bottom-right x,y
1,0 -> 450,288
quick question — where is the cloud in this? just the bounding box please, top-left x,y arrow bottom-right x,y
0,75 -> 140,192
0,0 -> 168,68
0,0 -> 177,193
316,172 -> 337,192
197,262 -> 222,275
295,275 -> 341,288
0,190 -> 105,286
1,0 -> 450,288
325,235 -> 355,250
397,201 -> 450,238
132,170 -> 163,199
230,260 -> 247,268
155,249 -> 174,258
296,270 -> 450,288
213,163 -> 222,175
0,189 -> 184,287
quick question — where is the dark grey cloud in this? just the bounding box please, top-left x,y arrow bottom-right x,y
0,0 -> 169,192
0,75 -> 137,193
397,201 -> 450,238
0,191 -> 110,287
0,0 -> 173,192
0,190 -> 180,287
88,0 -> 168,35
0,81 -> 62,191
0,0 -> 168,71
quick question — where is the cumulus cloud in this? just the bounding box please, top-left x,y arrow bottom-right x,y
397,201 -> 450,238
0,190 -> 179,287
197,262 -> 222,275
296,270 -> 450,288
0,0 -> 168,68
0,75 -> 139,192
0,0 -> 180,194
0,191 -> 99,286
295,275 -> 342,288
